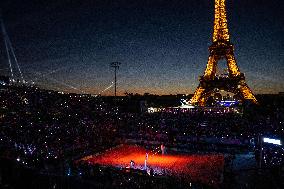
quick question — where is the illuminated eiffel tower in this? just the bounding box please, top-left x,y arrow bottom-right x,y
190,0 -> 257,106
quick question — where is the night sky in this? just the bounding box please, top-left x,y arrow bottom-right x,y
0,0 -> 283,95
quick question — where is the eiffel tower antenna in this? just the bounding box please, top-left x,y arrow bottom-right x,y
190,0 -> 257,106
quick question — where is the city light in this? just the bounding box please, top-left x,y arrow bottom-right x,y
263,137 -> 282,145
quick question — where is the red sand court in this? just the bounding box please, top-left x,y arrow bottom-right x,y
81,145 -> 224,185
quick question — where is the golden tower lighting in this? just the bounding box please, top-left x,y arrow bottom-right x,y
190,0 -> 257,106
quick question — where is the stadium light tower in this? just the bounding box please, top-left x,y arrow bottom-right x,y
110,62 -> 121,98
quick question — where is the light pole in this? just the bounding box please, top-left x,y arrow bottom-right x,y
110,62 -> 121,130
110,62 -> 121,98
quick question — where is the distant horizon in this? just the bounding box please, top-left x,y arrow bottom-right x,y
6,82 -> 283,97
2,74 -> 284,96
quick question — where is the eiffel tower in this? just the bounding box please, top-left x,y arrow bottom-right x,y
190,0 -> 257,106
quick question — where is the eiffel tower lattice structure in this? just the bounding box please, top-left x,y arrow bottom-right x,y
190,0 -> 257,106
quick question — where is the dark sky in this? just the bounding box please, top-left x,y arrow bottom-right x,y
0,0 -> 283,95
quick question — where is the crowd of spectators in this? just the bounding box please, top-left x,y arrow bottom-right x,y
118,107 -> 284,153
0,85 -> 284,188
0,85 -> 118,170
